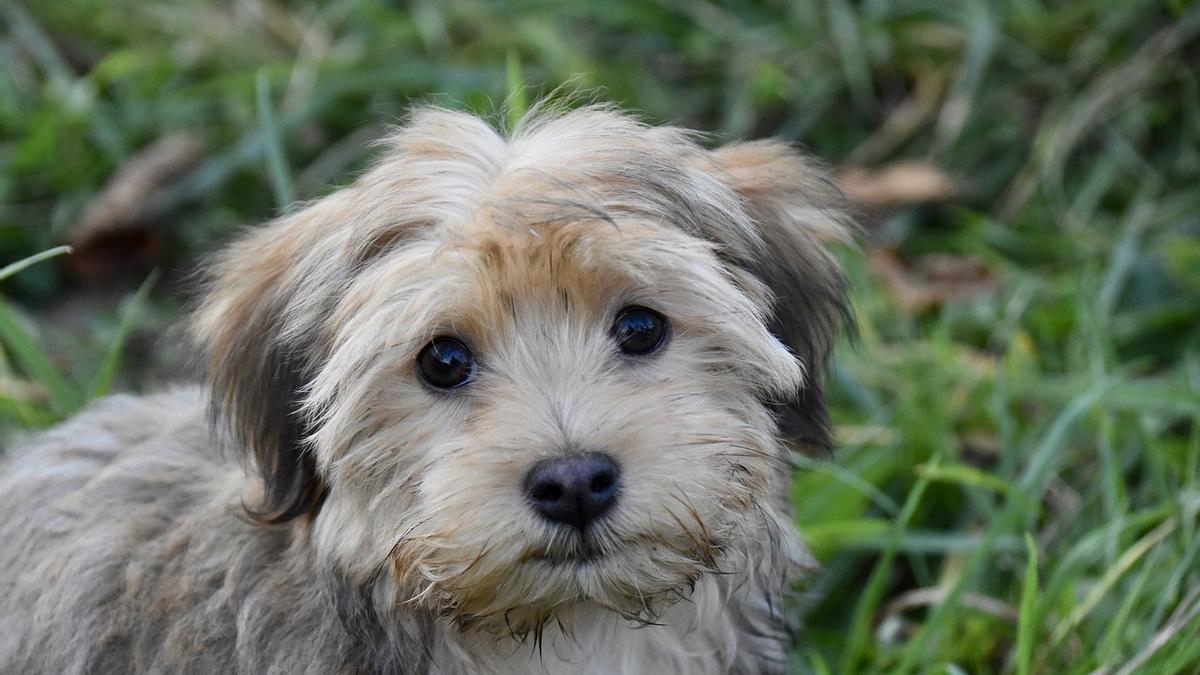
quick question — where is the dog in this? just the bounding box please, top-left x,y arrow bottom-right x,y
0,104 -> 851,674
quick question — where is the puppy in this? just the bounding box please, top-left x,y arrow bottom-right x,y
0,104 -> 850,674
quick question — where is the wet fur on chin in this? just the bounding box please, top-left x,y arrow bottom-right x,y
0,104 -> 851,674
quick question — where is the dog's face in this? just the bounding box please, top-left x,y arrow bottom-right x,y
194,106 -> 849,635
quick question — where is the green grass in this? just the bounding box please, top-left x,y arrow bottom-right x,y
2,1 -> 1199,673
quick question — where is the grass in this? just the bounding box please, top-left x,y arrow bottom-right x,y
2,0 -> 1199,672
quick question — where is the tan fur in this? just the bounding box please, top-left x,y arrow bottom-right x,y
0,104 -> 850,674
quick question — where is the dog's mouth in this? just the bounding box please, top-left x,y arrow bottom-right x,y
523,534 -> 613,567
521,526 -> 728,571
530,548 -> 606,567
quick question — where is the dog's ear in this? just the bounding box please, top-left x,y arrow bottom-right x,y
712,140 -> 854,455
192,198 -> 349,523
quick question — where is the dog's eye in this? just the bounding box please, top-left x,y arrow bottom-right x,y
612,306 -> 668,355
417,337 -> 475,389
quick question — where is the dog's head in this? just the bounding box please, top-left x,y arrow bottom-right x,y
194,105 -> 851,635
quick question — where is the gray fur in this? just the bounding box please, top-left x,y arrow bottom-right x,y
0,105 -> 852,675
0,391 -> 432,674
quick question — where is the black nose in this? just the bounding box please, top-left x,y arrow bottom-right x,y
524,453 -> 620,530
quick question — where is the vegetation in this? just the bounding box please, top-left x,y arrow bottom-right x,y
2,1 -> 1198,672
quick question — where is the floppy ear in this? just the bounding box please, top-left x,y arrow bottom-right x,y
192,197 -> 352,523
712,140 -> 854,455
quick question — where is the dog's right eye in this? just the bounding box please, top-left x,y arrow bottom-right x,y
417,337 -> 475,389
612,306 -> 669,355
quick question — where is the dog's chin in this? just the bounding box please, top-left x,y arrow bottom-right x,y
395,534 -> 721,638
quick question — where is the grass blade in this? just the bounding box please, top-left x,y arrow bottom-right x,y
915,462 -> 1013,495
0,246 -> 72,282
0,299 -> 79,415
1051,517 -> 1177,647
0,349 -> 55,428
838,458 -> 936,673
1016,533 -> 1039,675
256,70 -> 295,209
505,49 -> 528,133
86,270 -> 159,401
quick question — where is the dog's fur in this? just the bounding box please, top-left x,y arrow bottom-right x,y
0,105 -> 851,674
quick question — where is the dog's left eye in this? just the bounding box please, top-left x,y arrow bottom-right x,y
417,337 -> 475,389
612,306 -> 668,355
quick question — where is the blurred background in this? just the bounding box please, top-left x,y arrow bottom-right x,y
2,1 -> 1198,673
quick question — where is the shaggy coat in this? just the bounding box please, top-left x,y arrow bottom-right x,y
0,105 -> 850,674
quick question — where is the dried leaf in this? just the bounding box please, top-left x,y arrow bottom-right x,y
882,586 -> 1019,624
869,248 -> 998,313
64,133 -> 203,281
838,161 -> 959,208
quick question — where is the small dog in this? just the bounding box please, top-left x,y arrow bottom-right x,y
0,104 -> 850,674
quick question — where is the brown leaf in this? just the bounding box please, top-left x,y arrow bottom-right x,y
869,248 -> 998,313
882,587 -> 1019,624
63,133 -> 203,282
838,161 -> 959,209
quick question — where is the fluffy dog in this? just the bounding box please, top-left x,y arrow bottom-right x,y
0,104 -> 851,674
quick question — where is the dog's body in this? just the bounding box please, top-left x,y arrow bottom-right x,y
0,105 -> 849,674
0,390 -> 789,673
